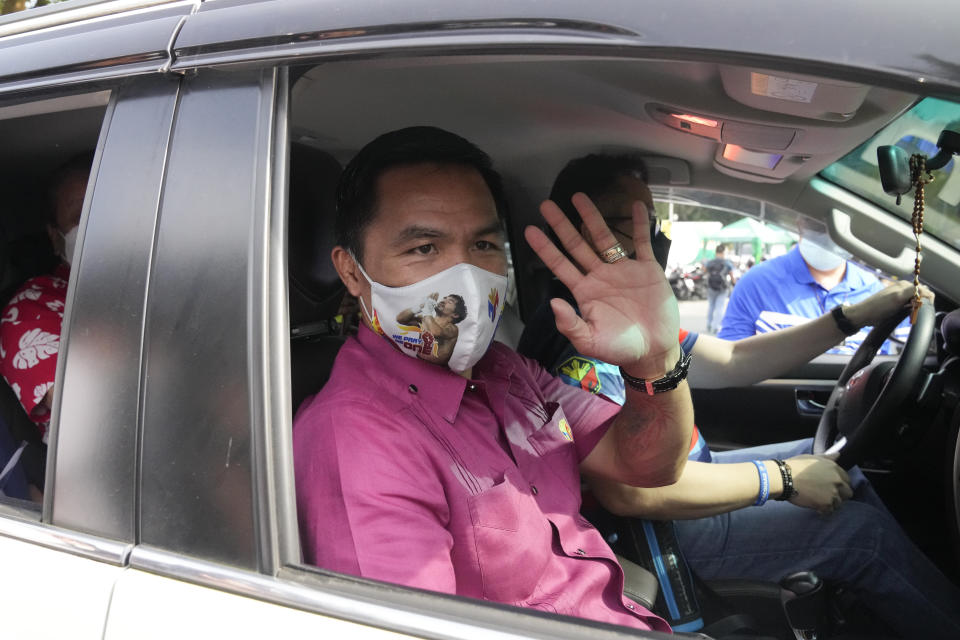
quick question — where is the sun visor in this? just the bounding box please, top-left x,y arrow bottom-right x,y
719,66 -> 870,121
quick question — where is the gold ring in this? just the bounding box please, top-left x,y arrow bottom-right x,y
599,243 -> 627,264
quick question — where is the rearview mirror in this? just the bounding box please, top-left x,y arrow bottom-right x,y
878,129 -> 960,200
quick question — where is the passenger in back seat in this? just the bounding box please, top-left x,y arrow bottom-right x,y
293,126 -> 694,631
0,152 -> 91,441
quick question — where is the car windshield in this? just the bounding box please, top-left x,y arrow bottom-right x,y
820,97 -> 960,249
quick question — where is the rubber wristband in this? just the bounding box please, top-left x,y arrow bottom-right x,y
751,460 -> 770,506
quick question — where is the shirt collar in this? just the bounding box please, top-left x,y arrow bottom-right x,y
355,325 -> 517,425
356,324 -> 467,424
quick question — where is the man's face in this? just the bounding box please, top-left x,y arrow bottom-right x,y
356,163 -> 507,289
590,175 -> 654,257
436,295 -> 459,318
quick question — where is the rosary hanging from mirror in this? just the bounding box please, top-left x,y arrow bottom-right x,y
908,154 -> 932,324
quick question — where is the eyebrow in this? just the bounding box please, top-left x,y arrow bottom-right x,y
474,221 -> 505,238
391,225 -> 446,247
391,221 -> 504,247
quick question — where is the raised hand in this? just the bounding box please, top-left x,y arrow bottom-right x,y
524,193 -> 679,377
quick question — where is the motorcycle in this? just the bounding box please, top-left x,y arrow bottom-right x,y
669,264 -> 707,300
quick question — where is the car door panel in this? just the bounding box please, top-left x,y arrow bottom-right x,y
691,354 -> 900,451
103,568 -> 413,640
0,520 -> 126,640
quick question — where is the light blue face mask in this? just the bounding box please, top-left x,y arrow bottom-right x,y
798,232 -> 848,271
353,258 -> 508,372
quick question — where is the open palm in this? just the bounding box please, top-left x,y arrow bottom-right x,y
525,193 -> 679,375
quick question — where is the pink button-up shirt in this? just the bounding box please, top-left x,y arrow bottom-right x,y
294,325 -> 670,632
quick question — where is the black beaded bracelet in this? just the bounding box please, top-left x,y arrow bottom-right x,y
773,459 -> 796,501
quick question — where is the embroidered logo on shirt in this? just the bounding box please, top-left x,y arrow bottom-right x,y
488,288 -> 500,322
557,356 -> 601,394
558,418 -> 573,441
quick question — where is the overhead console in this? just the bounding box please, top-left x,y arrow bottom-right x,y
647,103 -> 805,182
718,66 -> 870,122
646,67 -> 875,183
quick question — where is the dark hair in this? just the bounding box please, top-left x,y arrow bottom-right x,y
549,154 -> 650,232
47,151 -> 95,225
448,294 -> 467,324
336,126 -> 507,263
715,243 -> 726,254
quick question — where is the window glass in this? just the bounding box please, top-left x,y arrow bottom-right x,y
0,92 -> 107,504
653,188 -> 910,355
821,97 -> 960,249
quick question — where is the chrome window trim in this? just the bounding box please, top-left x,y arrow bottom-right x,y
0,513 -> 131,566
259,65 -> 301,574
128,545 -> 667,640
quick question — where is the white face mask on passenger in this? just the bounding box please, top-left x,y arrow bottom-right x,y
798,232 -> 847,272
353,258 -> 508,373
59,226 -> 78,265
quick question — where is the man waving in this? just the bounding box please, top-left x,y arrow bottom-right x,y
294,126 -> 693,631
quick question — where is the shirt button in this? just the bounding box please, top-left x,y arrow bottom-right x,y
575,548 -> 586,556
408,384 -> 418,394
530,485 -> 538,495
467,383 -> 477,391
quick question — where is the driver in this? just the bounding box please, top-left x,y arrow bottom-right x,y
518,153 -> 960,640
293,127 -> 694,631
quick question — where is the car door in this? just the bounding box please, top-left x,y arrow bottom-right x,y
0,4 -> 188,638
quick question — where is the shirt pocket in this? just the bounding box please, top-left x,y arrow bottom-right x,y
467,467 -> 552,603
526,403 -> 580,499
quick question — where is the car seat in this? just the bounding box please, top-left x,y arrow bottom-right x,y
287,143 -> 350,413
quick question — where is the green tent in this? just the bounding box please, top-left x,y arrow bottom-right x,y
697,218 -> 796,263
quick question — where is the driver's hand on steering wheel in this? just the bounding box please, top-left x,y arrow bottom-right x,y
845,280 -> 934,328
785,453 -> 853,516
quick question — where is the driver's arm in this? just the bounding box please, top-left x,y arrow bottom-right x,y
688,281 -> 931,389
588,455 -> 852,519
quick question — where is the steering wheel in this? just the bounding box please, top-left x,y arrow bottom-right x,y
813,300 -> 935,469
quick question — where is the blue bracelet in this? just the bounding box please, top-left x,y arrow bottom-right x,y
752,460 -> 770,506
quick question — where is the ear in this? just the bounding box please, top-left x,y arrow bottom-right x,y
331,246 -> 366,298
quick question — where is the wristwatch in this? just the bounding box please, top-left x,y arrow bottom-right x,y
831,304 -> 859,336
620,351 -> 692,396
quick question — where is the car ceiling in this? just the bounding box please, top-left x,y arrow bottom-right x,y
292,55 -> 917,224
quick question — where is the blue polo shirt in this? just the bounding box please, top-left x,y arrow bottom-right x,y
718,246 -> 906,354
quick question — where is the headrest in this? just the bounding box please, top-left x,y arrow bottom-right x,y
288,144 -> 345,330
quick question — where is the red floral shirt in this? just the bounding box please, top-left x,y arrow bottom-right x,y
0,263 -> 69,438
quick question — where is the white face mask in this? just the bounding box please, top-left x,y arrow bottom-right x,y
798,233 -> 846,272
354,259 -> 508,373
59,226 -> 78,265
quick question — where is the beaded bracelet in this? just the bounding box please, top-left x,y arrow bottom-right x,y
774,459 -> 796,501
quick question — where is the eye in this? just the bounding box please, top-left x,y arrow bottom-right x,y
410,243 -> 436,256
475,240 -> 500,251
